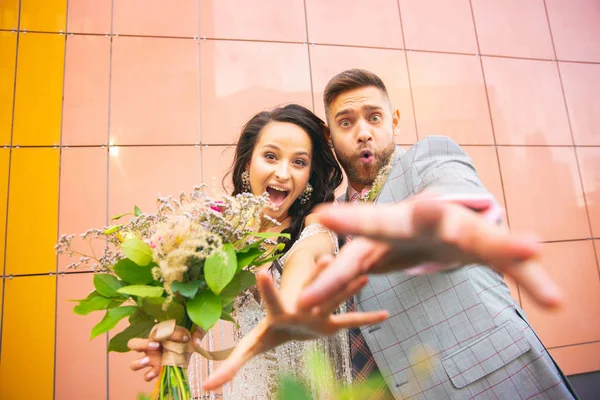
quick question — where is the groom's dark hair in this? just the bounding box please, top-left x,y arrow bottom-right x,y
323,69 -> 390,120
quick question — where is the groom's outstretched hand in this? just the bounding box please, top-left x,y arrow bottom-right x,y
201,260 -> 388,391
299,195 -> 563,310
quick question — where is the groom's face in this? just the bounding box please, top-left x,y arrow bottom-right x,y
326,86 -> 399,189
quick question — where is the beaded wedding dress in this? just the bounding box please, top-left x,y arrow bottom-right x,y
188,224 -> 352,399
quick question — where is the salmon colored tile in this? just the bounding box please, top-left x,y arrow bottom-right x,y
108,146 -> 202,218
0,149 -> 10,273
0,275 -> 55,399
550,342 -> 600,376
399,0 -> 477,54
12,32 -> 65,146
521,241 -> 600,348
498,146 -> 590,241
109,320 -> 155,400
6,148 -> 60,275
67,0 -> 112,34
20,0 -> 67,32
0,0 -> 19,30
545,0 -> 600,63
407,52 -> 493,145
471,0 -> 554,59
483,57 -> 571,145
110,36 -> 200,145
58,147 -> 108,272
576,148 -> 600,238
56,272 -> 107,400
0,31 -> 17,145
62,34 -> 110,146
559,62 -> 600,146
200,40 -> 312,145
200,0 -> 306,42
0,279 -> 3,330
113,0 -> 198,37
309,45 -> 417,144
462,146 -> 505,209
201,145 -> 236,195
305,0 -> 403,48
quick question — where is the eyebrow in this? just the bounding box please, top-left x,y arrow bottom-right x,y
334,104 -> 384,120
261,144 -> 310,157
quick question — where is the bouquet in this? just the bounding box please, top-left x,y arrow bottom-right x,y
56,186 -> 288,400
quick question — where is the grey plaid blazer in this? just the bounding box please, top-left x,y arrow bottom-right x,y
345,136 -> 577,399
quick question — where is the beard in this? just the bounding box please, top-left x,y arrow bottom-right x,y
336,141 -> 396,187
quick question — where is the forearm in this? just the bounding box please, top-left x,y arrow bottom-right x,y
279,249 -> 324,308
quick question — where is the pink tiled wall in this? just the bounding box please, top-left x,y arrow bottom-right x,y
0,1 -> 599,399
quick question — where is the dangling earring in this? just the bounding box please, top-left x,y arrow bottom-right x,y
299,183 -> 313,204
241,170 -> 251,192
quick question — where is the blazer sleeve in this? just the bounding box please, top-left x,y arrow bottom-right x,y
410,135 -> 489,196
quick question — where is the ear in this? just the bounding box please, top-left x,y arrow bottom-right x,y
324,125 -> 334,147
392,108 -> 401,136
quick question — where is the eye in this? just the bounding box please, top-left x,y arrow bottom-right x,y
370,114 -> 382,123
264,152 -> 276,161
293,159 -> 308,167
339,119 -> 351,128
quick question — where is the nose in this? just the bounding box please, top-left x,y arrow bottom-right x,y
356,120 -> 374,144
274,162 -> 290,181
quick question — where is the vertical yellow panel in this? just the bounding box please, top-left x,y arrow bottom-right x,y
0,148 -> 9,270
13,33 -> 65,146
0,275 -> 56,400
20,0 -> 67,32
0,0 -> 20,30
6,148 -> 59,275
0,31 -> 17,145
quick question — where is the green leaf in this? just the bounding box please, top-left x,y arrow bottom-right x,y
205,243 -> 237,295
236,247 -> 262,271
172,280 -> 205,299
276,375 -> 312,400
187,290 -> 221,331
219,270 -> 255,306
220,310 -> 236,325
117,285 -> 164,298
222,302 -> 233,313
111,212 -> 132,221
134,205 -> 143,216
90,306 -> 137,339
94,274 -> 126,298
108,319 -> 155,353
251,231 -> 291,240
104,224 -> 123,234
121,237 -> 153,266
73,292 -> 113,315
141,297 -> 185,324
113,258 -> 155,285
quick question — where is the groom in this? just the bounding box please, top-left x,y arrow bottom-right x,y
295,69 -> 577,399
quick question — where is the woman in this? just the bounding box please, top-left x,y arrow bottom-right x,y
128,104 -> 388,398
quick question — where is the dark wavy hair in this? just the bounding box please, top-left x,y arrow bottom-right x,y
225,104 -> 343,254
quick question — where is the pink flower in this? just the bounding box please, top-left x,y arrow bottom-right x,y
210,201 -> 225,213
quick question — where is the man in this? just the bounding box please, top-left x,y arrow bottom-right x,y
186,69 -> 578,399
294,69 -> 576,399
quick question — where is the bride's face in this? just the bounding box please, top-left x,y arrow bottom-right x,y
246,121 -> 313,222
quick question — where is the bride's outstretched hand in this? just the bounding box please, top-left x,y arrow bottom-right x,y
202,256 -> 389,391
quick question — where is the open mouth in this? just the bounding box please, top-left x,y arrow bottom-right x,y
266,186 -> 290,208
359,150 -> 374,165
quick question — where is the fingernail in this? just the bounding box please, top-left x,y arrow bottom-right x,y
182,335 -> 190,342
148,342 -> 159,349
146,371 -> 155,379
139,356 -> 150,366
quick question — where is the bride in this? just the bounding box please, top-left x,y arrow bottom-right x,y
127,104 -> 388,398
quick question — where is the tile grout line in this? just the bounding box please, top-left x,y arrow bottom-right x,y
394,0 -> 419,141
543,0 -> 599,279
302,0 -> 316,114
0,0 -> 22,365
467,0 -> 520,304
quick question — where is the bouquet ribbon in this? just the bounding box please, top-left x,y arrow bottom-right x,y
149,320 -> 234,367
